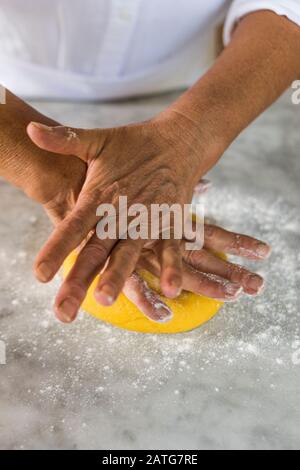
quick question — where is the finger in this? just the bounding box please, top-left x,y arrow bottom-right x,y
34,181 -> 118,282
137,250 -> 242,301
155,239 -> 183,299
204,223 -> 271,260
27,122 -> 107,162
185,249 -> 265,296
123,272 -> 173,323
181,262 -> 243,301
94,239 -> 144,306
54,235 -> 114,323
34,198 -> 100,282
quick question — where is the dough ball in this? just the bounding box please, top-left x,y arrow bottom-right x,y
63,251 -> 224,334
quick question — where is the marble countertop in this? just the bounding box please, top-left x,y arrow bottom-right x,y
0,90 -> 299,450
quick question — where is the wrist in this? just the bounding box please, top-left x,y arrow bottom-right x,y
0,91 -> 57,195
0,110 -> 85,210
153,96 -> 230,179
0,120 -> 34,191
0,90 -> 86,224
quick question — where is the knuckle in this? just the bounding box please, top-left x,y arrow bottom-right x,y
67,277 -> 87,295
150,168 -> 177,201
226,263 -> 246,282
121,243 -> 138,258
165,244 -> 179,256
79,189 -> 102,208
185,249 -> 204,267
225,263 -> 238,280
117,240 -> 138,260
106,268 -> 124,286
84,241 -> 109,261
124,248 -> 138,264
66,213 -> 85,234
230,233 -> 243,249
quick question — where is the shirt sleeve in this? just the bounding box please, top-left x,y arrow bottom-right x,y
223,0 -> 300,45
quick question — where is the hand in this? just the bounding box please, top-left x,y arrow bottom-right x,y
0,90 -> 270,325
27,115 -> 208,303
0,91 -> 175,323
19,141 -> 269,324
21,143 -> 270,324
25,151 -> 269,324
27,119 -> 270,323
58,216 -> 270,323
2,109 -> 268,325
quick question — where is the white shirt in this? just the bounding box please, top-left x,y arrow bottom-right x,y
0,0 -> 300,100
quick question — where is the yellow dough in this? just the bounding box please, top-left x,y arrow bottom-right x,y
63,251 -> 224,334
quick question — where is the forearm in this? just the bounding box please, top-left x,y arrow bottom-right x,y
0,91 -> 57,191
165,10 -> 300,174
0,90 -> 84,204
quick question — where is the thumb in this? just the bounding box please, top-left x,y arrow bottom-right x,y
27,122 -> 106,162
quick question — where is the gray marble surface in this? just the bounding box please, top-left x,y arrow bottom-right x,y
0,90 -> 299,450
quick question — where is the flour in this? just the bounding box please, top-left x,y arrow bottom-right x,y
66,128 -> 78,142
0,186 -> 300,410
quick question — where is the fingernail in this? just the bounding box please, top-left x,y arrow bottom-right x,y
151,304 -> 173,323
36,262 -> 53,282
95,284 -> 115,306
247,274 -> 265,292
163,287 -> 182,299
30,122 -> 53,132
163,279 -> 182,299
170,286 -> 182,298
57,297 -> 79,322
255,243 -> 271,259
224,283 -> 243,299
245,274 -> 265,296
